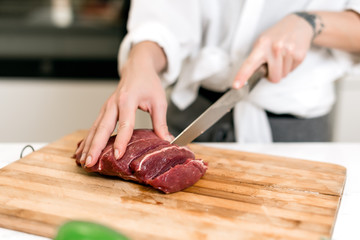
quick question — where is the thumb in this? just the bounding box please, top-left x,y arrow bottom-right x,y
233,47 -> 265,89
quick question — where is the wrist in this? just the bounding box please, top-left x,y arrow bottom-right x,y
293,11 -> 324,41
120,55 -> 157,80
127,41 -> 167,73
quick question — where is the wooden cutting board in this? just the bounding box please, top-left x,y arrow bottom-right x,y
0,130 -> 346,240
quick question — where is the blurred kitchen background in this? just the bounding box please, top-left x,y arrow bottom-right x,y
0,0 -> 153,142
0,0 -> 359,142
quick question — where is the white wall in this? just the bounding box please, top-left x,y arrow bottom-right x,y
0,78 -> 151,142
0,70 -> 359,142
333,70 -> 360,142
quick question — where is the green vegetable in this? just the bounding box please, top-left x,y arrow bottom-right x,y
54,220 -> 129,240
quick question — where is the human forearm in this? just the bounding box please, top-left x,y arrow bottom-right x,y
297,11 -> 360,52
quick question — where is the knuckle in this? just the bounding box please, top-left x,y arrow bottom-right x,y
118,121 -> 134,130
285,43 -> 295,55
88,138 -> 101,149
99,104 -> 106,114
97,123 -> 112,134
155,120 -> 168,129
256,35 -> 271,47
90,125 -> 98,132
104,99 -> 114,110
157,100 -> 168,109
272,41 -> 284,54
104,95 -> 116,110
117,91 -> 130,104
159,124 -> 169,132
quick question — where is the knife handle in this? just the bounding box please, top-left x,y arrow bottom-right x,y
247,64 -> 268,91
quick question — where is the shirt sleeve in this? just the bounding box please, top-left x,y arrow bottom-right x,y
346,0 -> 360,13
118,0 -> 202,86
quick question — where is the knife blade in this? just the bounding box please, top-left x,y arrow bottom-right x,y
171,64 -> 267,146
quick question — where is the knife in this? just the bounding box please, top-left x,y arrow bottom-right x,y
171,64 -> 268,146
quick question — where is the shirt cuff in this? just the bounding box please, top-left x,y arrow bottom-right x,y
346,0 -> 360,13
118,21 -> 182,86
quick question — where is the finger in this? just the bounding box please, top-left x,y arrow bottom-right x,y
151,100 -> 172,142
80,110 -> 104,166
292,50 -> 306,70
283,51 -> 293,77
267,44 -> 283,83
233,47 -> 266,89
75,139 -> 85,158
113,100 -> 136,160
85,105 -> 118,168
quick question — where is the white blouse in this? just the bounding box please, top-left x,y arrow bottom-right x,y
119,0 -> 360,142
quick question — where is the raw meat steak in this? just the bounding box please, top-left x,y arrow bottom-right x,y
74,129 -> 207,193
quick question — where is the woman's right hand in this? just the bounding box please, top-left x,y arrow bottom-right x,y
75,41 -> 172,168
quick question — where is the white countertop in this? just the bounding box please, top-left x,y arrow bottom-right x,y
0,142 -> 359,240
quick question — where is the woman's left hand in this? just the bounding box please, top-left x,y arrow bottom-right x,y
233,13 -> 314,88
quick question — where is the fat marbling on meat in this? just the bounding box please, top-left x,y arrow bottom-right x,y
74,129 -> 207,193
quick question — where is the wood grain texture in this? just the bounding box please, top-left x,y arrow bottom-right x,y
0,130 -> 346,240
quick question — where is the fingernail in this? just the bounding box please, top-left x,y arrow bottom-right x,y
114,149 -> 120,159
80,152 -> 86,163
233,81 -> 241,89
85,155 -> 92,167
